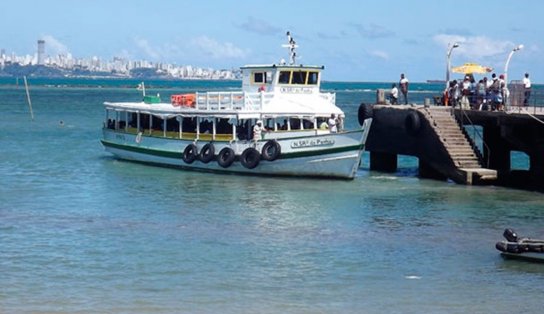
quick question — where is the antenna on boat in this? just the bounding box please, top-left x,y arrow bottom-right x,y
282,31 -> 298,65
23,76 -> 34,121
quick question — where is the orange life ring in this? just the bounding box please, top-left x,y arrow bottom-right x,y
171,94 -> 196,107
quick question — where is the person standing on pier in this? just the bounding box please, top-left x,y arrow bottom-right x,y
399,73 -> 409,104
389,83 -> 399,105
523,73 -> 532,106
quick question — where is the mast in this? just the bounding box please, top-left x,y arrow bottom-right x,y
282,31 -> 299,65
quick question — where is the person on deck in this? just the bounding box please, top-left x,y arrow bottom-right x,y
253,120 -> 266,142
523,73 -> 532,106
328,114 -> 338,133
399,73 -> 409,105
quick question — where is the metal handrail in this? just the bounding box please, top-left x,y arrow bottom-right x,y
453,106 -> 491,168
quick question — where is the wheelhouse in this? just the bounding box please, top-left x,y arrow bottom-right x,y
241,64 -> 324,94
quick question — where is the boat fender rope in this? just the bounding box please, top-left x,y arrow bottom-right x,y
135,132 -> 143,144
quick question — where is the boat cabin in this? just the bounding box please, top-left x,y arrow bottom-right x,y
241,64 -> 323,94
103,32 -> 344,143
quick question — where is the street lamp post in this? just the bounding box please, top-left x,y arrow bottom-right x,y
504,44 -> 524,107
446,42 -> 459,90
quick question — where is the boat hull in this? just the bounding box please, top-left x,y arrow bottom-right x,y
101,119 -> 372,179
500,252 -> 544,263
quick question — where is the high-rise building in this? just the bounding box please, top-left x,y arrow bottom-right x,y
37,39 -> 45,65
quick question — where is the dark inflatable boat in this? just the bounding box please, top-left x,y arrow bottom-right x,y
496,228 -> 544,263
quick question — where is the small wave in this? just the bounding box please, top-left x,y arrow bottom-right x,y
370,175 -> 398,180
405,275 -> 422,280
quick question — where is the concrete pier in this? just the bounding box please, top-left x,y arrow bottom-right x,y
363,103 -> 544,191
359,105 -> 544,191
457,107 -> 544,190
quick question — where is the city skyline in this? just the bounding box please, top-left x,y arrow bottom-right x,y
1,0 -> 543,82
0,39 -> 238,80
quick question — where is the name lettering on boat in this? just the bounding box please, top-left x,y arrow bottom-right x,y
280,87 -> 313,94
290,138 -> 335,149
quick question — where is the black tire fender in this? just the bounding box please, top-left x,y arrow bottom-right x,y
217,147 -> 235,168
261,140 -> 281,161
198,143 -> 215,163
358,103 -> 373,126
182,143 -> 198,164
240,147 -> 261,169
405,111 -> 421,136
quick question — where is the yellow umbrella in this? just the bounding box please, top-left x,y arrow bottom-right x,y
451,63 -> 493,74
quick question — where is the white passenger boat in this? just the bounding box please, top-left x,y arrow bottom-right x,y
101,32 -> 373,179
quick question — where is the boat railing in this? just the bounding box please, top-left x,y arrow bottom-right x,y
319,92 -> 335,104
195,91 -> 274,111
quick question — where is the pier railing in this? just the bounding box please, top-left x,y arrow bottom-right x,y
507,82 -> 544,114
195,91 -> 274,111
453,107 -> 491,168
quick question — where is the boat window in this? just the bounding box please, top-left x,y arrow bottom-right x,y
292,71 -> 307,85
278,71 -> 291,84
129,112 -> 138,128
182,117 -> 196,132
253,71 -> 272,84
307,71 -> 319,85
199,118 -> 213,134
253,72 -> 265,84
165,117 -> 179,132
216,118 -> 232,134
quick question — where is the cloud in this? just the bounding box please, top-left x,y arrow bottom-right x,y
236,16 -> 282,36
134,38 -> 161,60
350,23 -> 395,39
440,28 -> 473,36
403,38 -> 421,46
369,50 -> 389,60
131,36 -> 249,64
317,32 -> 341,40
191,36 -> 249,59
41,35 -> 70,56
433,34 -> 515,60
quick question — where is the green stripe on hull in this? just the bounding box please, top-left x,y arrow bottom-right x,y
101,140 -> 182,159
100,140 -> 364,160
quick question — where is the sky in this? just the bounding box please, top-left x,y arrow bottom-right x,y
1,0 -> 543,82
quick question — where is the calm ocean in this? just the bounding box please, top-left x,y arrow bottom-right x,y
1,78 -> 544,313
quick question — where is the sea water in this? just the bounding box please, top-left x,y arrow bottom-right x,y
1,80 -> 544,313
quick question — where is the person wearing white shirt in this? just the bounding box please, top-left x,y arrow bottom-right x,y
253,120 -> 265,141
399,73 -> 409,104
523,73 -> 532,106
327,114 -> 338,133
389,83 -> 399,105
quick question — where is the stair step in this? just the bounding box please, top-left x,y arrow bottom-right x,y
449,152 -> 477,158
444,143 -> 472,148
457,159 -> 480,163
457,163 -> 482,168
453,155 -> 479,159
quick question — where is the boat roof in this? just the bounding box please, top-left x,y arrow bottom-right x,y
240,64 -> 324,70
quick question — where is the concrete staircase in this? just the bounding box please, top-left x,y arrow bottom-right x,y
423,107 -> 497,184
